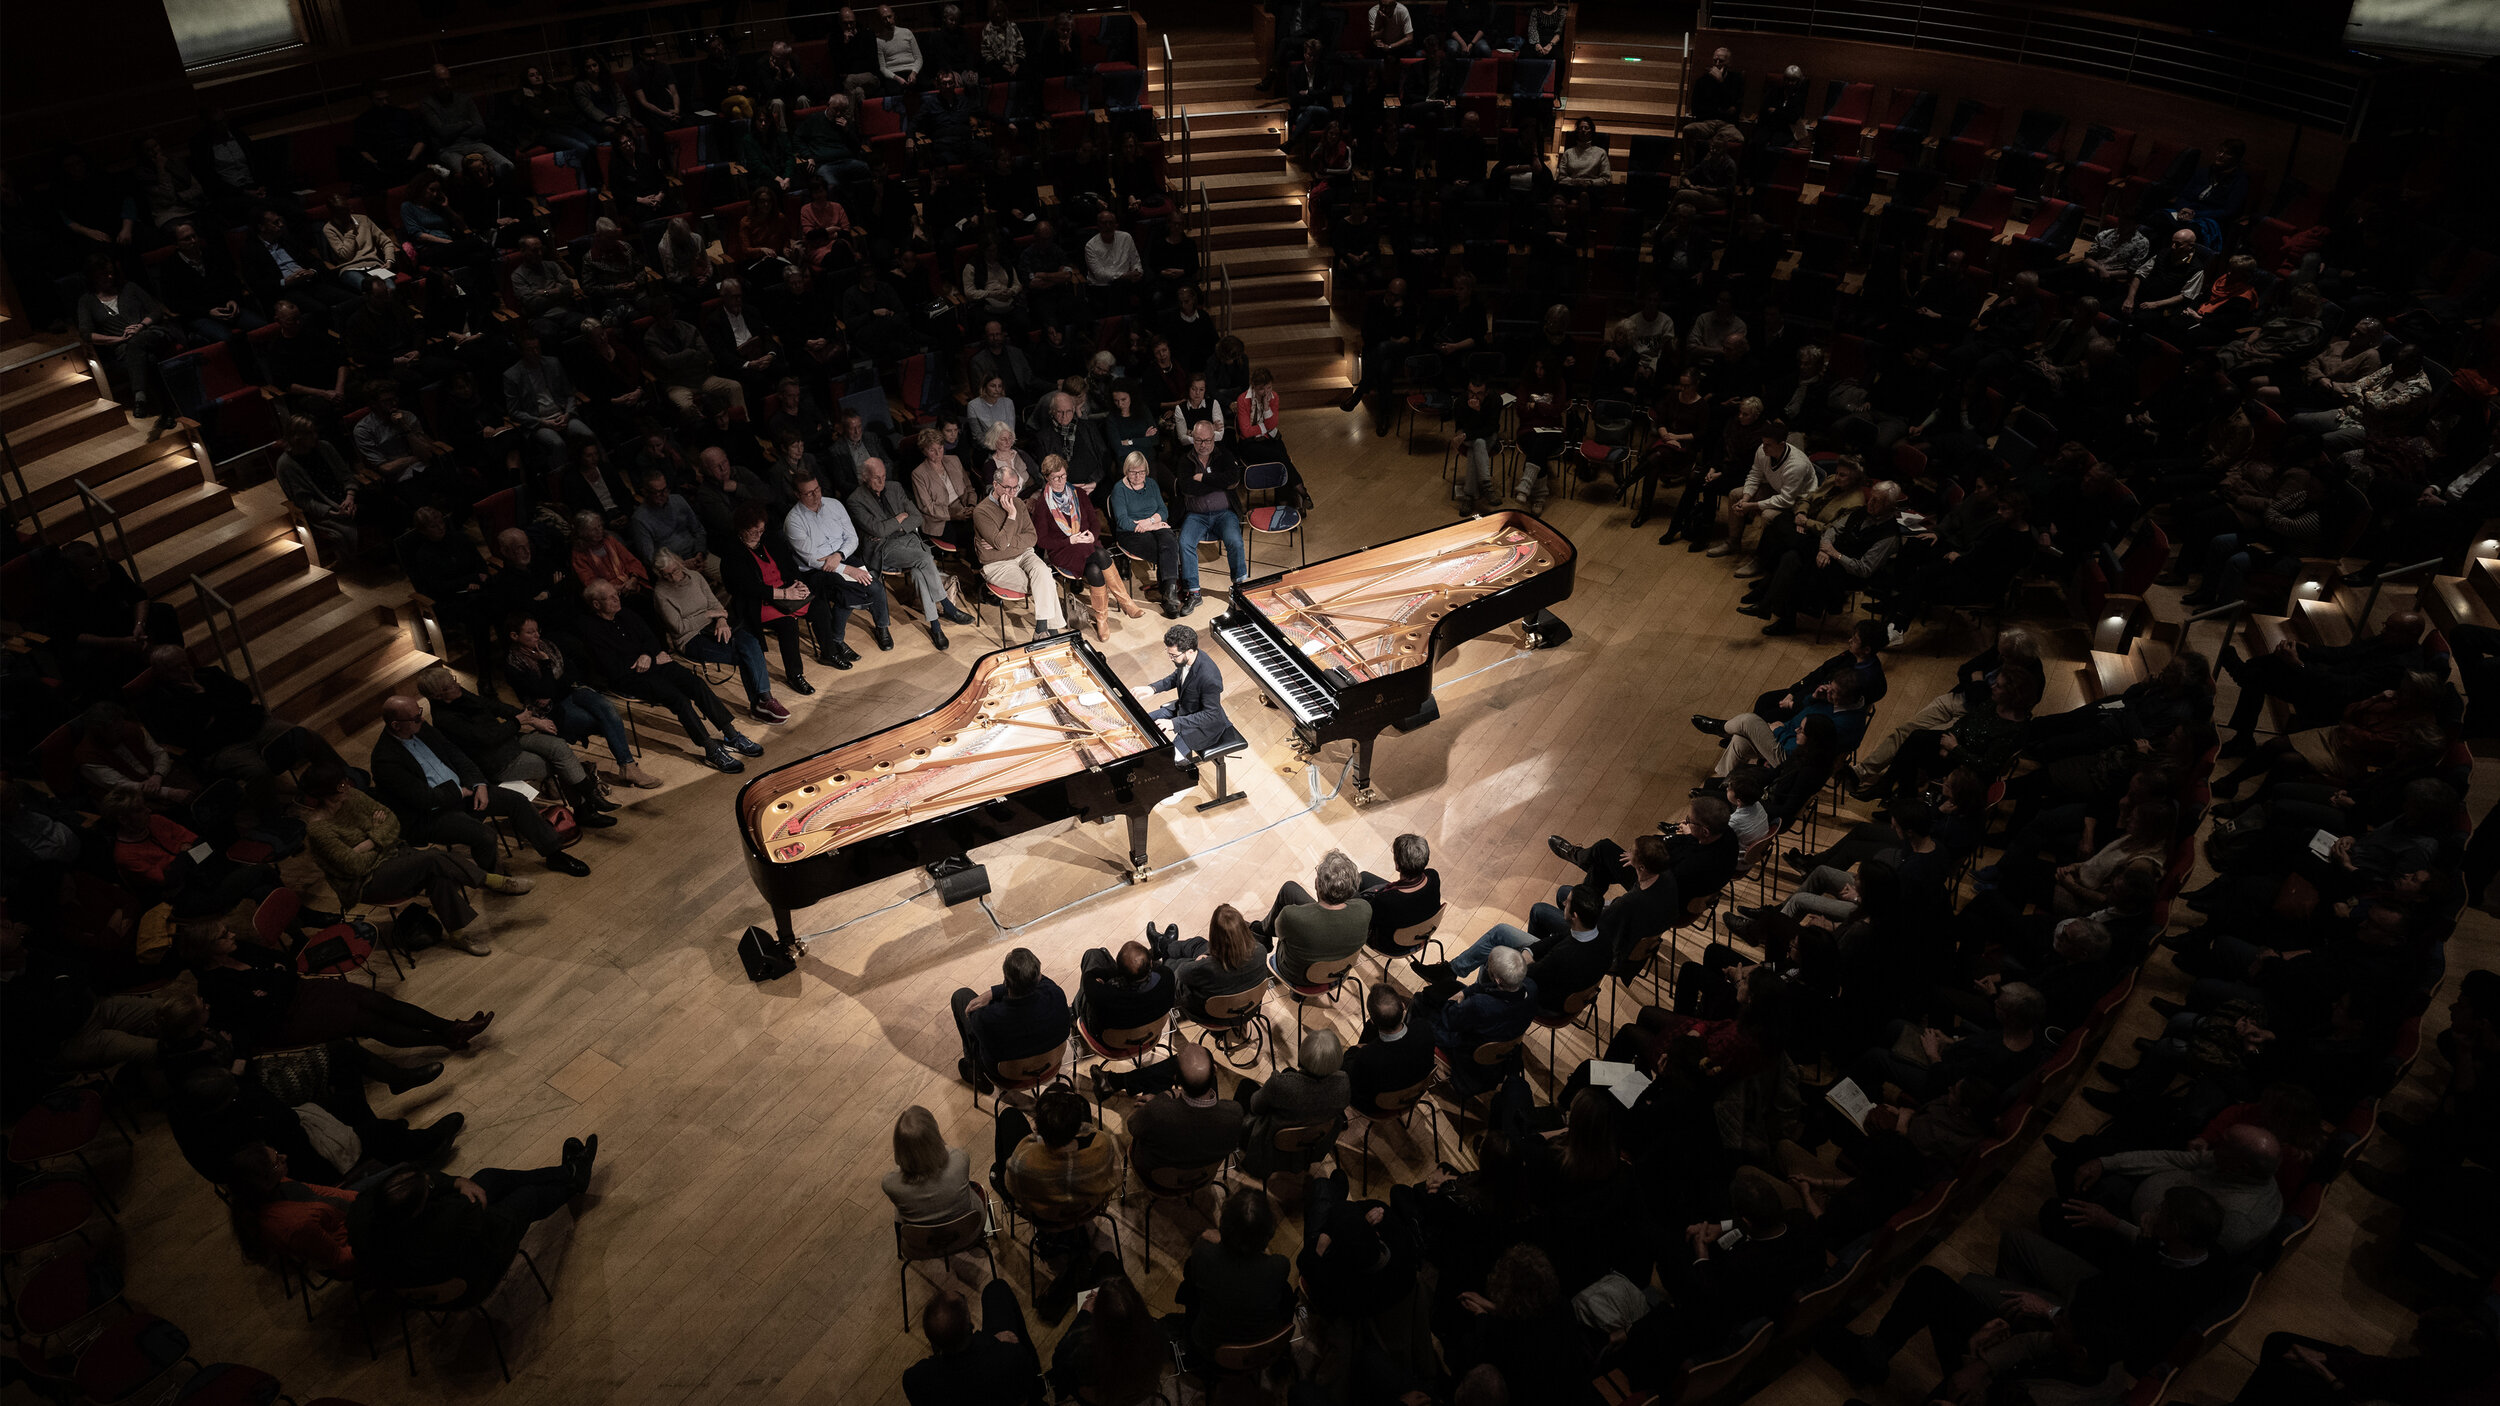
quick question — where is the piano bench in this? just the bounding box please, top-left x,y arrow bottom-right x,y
1191,731 -> 1251,812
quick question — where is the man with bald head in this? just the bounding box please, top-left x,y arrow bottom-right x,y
1120,1042 -> 1248,1177
2053,1121 -> 2284,1261
689,445 -> 778,554
2218,609 -> 2448,754
1074,939 -> 1175,1048
901,1282 -> 1041,1406
369,696 -> 591,877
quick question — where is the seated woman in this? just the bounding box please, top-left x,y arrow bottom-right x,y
602,126 -> 682,221
577,578 -> 761,774
1105,452 -> 1183,619
224,1141 -> 362,1276
1879,665 -> 2041,805
74,702 -> 194,808
503,614 -> 659,789
1031,454 -> 1144,642
651,548 -> 789,725
569,508 -> 652,605
176,911 -> 490,1053
302,760 -> 524,957
1178,1189 -> 1295,1365
99,788 -> 272,911
733,181 -> 797,286
883,1104 -> 982,1224
1154,902 -> 1272,1026
344,1138 -> 600,1293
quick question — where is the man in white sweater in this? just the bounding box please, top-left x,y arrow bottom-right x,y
1715,419 -> 1817,560
875,5 -> 924,91
1083,209 -> 1144,314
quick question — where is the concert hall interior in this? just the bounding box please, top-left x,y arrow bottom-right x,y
2,0 -> 2496,1403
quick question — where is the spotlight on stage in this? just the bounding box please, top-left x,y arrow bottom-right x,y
927,856 -> 991,906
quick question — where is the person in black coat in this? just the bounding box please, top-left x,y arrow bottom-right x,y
1074,941 -> 1176,1043
716,504 -> 825,695
575,579 -> 760,773
1144,624 -> 1235,759
369,696 -> 590,877
903,1283 -> 1045,1406
1360,832 -> 1443,953
1346,983 -> 1437,1114
153,221 -> 265,347
1523,884 -> 1613,1015
344,1138 -> 596,1294
950,946 -> 1072,1092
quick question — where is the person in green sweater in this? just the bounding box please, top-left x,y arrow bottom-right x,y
1259,850 -> 1373,986
1106,451 -> 1183,617
300,761 -> 530,957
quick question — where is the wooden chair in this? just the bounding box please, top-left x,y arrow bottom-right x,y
1076,1014 -> 1172,1119
1673,1318 -> 1773,1401
1362,904 -> 1446,985
1346,1075 -> 1438,1193
894,1184 -> 997,1330
1531,983 -> 1603,1094
390,1245 -> 554,1383
1176,983 -> 1275,1071
1205,1318 -> 1295,1380
975,1038 -> 1071,1115
1268,948 -> 1366,1049
1130,1158 -> 1228,1260
1004,1176 -> 1129,1299
1431,1036 -> 1525,1146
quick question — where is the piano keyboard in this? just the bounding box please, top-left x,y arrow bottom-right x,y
1218,621 -> 1337,725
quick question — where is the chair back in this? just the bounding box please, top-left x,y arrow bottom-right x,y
1386,905 -> 1445,953
1294,949 -> 1359,992
1370,1074 -> 1430,1117
1269,1119 -> 1335,1155
252,887 -> 302,944
1557,983 -> 1599,1020
1195,982 -> 1270,1025
1141,1159 -> 1225,1197
1470,1035 -> 1524,1068
397,1277 -> 471,1308
992,1040 -> 1066,1088
1089,1016 -> 1168,1055
896,1197 -> 989,1263
1211,1319 -> 1294,1371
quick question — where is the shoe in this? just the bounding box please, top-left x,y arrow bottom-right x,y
1690,714 -> 1727,737
838,643 -> 863,664
381,1060 -> 445,1093
1338,388 -> 1363,411
787,674 -> 816,696
929,622 -> 950,650
1183,589 -> 1203,614
754,696 -> 791,723
1705,541 -> 1734,558
152,409 -> 180,433
940,601 -> 974,625
1783,848 -> 1812,876
825,648 -> 853,670
1739,585 -> 1769,605
2079,1086 -> 2123,1114
873,626 -> 895,651
1686,537 -> 1710,552
1725,910 -> 1760,939
1761,619 -> 1798,636
482,872 -> 535,896
1547,834 -> 1590,867
1407,958 -> 1456,986
446,1012 -> 495,1049
620,763 -> 664,789
957,1057 -> 995,1094
2146,996 -> 2186,1019
1688,783 -> 1723,799
1657,529 -> 1679,545
573,782 -> 621,813
442,927 -> 493,956
1732,559 -> 1765,579
545,852 -> 591,877
725,731 -> 765,757
564,1132 -> 600,1195
416,1111 -> 466,1158
1885,623 -> 1907,647
1088,1066 -> 1130,1100
577,808 -> 618,829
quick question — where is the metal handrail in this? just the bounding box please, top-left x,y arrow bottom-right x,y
1217,263 -> 1233,338
2352,556 -> 2446,628
0,424 -> 30,546
189,574 -> 266,707
2179,596 -> 2249,655
1160,32 -> 1175,146
69,478 -> 134,570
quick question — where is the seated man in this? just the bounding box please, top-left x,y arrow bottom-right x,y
168,1064 -> 458,1189
1724,768 -> 1772,849
903,1286 -> 1044,1406
784,467 -> 895,659
1238,1029 -> 1351,1180
2217,610 -> 2445,752
1358,832 -> 1443,955
1647,1166 -> 1827,1363
1704,670 -> 1871,781
1073,940 -> 1175,1045
1415,945 -> 1539,1094
1346,984 -> 1437,1115
1434,879 -> 1606,995
1552,810 -> 1739,966
1146,625 -> 1236,762
343,1139 -> 597,1294
950,947 -> 1069,1092
134,643 -> 340,804
1732,803 -> 1947,939
992,1088 -> 1120,1316
2046,1125 -> 2284,1265
1260,849 -> 1373,987
414,665 -> 616,826
1709,621 -> 1889,735
1520,884 -> 1614,1014
1124,1042 -> 1247,1179
1852,628 -> 2043,793
1850,983 -> 2049,1108
369,696 -> 591,877
846,455 -> 975,651
1741,483 -> 1907,638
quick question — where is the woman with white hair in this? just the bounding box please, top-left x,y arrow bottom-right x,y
650,549 -> 788,723
976,418 -> 1037,498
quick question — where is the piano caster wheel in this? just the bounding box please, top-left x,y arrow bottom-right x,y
1351,783 -> 1386,808
1128,863 -> 1154,884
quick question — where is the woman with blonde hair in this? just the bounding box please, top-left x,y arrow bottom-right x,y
912,426 -> 979,555
882,1105 -> 980,1223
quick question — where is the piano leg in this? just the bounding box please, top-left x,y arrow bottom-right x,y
772,906 -> 796,948
1125,810 -> 1153,883
1350,736 -> 1385,807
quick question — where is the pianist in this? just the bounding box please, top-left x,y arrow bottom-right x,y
1145,625 -> 1236,763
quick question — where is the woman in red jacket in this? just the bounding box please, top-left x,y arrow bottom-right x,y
1030,454 -> 1142,642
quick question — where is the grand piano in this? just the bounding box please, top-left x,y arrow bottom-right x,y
734,634 -> 1194,943
1212,511 -> 1575,798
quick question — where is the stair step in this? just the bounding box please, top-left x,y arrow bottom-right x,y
290,636 -> 437,745
2291,596 -> 2353,648
1220,251 -> 1330,280
17,423 -> 191,512
175,537 -> 315,631
8,400 -> 128,465
1194,150 -> 1292,179
1257,353 -> 1352,396
0,366 -> 97,431
1565,100 -> 1681,129
0,340 -> 85,394
1204,198 -> 1302,227
1207,221 -> 1312,251
2424,575 -> 2496,642
1194,127 -> 1288,156
32,454 -> 206,540
1227,299 -> 1330,329
214,559 -> 346,643
1174,108 -> 1281,133
2470,556 -> 2500,620
1227,271 -> 1328,303
132,509 -> 291,595
253,598 -> 405,689
1236,327 -> 1345,360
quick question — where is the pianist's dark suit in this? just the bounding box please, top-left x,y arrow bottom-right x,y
1149,649 -> 1235,758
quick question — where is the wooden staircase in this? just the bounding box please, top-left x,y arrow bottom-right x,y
1160,34 -> 1348,401
1,339 -> 435,744
1555,38 -> 1689,159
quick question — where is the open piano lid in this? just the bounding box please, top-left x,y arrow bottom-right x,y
1234,511 -> 1576,678
736,634 -> 1162,867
